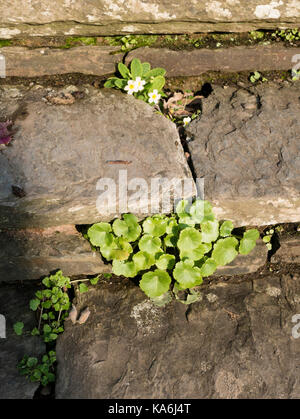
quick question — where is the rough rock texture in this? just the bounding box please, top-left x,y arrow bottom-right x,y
128,46 -> 300,77
2,45 -> 300,78
56,274 -> 300,399
1,46 -> 123,78
188,84 -> 300,227
272,234 -> 300,264
0,285 -> 45,399
0,1 -> 300,38
214,239 -> 268,276
0,225 -> 110,283
0,86 -> 194,228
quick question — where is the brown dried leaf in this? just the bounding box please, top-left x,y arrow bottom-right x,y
77,307 -> 91,325
66,304 -> 78,324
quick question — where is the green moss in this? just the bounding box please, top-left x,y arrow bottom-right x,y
105,34 -> 157,52
0,39 -> 12,47
60,37 -> 97,49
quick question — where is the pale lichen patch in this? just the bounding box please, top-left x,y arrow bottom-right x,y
254,1 -> 283,19
130,300 -> 163,335
205,1 -> 232,19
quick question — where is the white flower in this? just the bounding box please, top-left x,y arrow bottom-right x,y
183,117 -> 191,126
148,89 -> 161,105
135,77 -> 146,92
124,79 -> 138,95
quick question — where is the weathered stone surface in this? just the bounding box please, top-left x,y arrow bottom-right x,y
1,46 -> 122,78
0,285 -> 45,399
0,1 -> 300,38
56,273 -> 300,399
128,46 -> 300,77
272,234 -> 300,264
188,84 -> 300,227
214,239 -> 268,276
0,86 -> 194,228
2,45 -> 300,79
0,225 -> 110,283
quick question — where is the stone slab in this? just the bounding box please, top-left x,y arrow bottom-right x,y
55,273 -> 300,399
188,84 -> 300,227
0,46 -> 122,78
128,46 -> 300,77
0,225 -> 110,283
2,45 -> 299,79
0,86 -> 194,228
272,234 -> 300,264
0,285 -> 45,399
0,1 -> 300,38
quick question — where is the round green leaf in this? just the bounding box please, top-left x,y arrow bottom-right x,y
88,223 -> 112,247
164,234 -> 178,248
177,227 -> 206,260
200,220 -> 219,243
140,270 -> 171,298
112,214 -> 141,242
200,258 -> 218,277
142,216 -> 167,237
239,238 -> 256,255
220,220 -> 234,237
112,260 -> 137,278
13,322 -> 24,336
29,298 -> 40,311
244,229 -> 260,241
139,234 -> 162,254
173,260 -> 203,289
79,283 -> 89,293
155,254 -> 176,270
132,251 -> 155,271
166,218 -> 179,235
101,237 -> 132,261
212,237 -> 238,266
175,199 -> 189,217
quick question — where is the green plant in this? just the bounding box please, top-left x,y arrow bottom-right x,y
262,228 -> 274,251
13,270 -> 105,388
250,71 -> 267,83
249,31 -> 265,40
104,58 -> 166,106
28,270 -> 71,342
107,35 -> 157,52
61,36 -> 97,49
87,199 -> 259,305
292,68 -> 300,81
17,351 -> 56,387
0,39 -> 11,47
272,29 -> 300,43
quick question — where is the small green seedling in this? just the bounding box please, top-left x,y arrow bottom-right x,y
262,228 -> 274,251
250,71 -> 268,83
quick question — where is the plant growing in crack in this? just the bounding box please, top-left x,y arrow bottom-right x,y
86,199 -> 260,306
13,270 -> 105,387
104,58 -> 166,107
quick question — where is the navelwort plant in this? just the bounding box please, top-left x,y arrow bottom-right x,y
104,58 -> 166,106
87,199 -> 260,305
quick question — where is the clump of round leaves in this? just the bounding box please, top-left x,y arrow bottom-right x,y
87,199 -> 260,305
